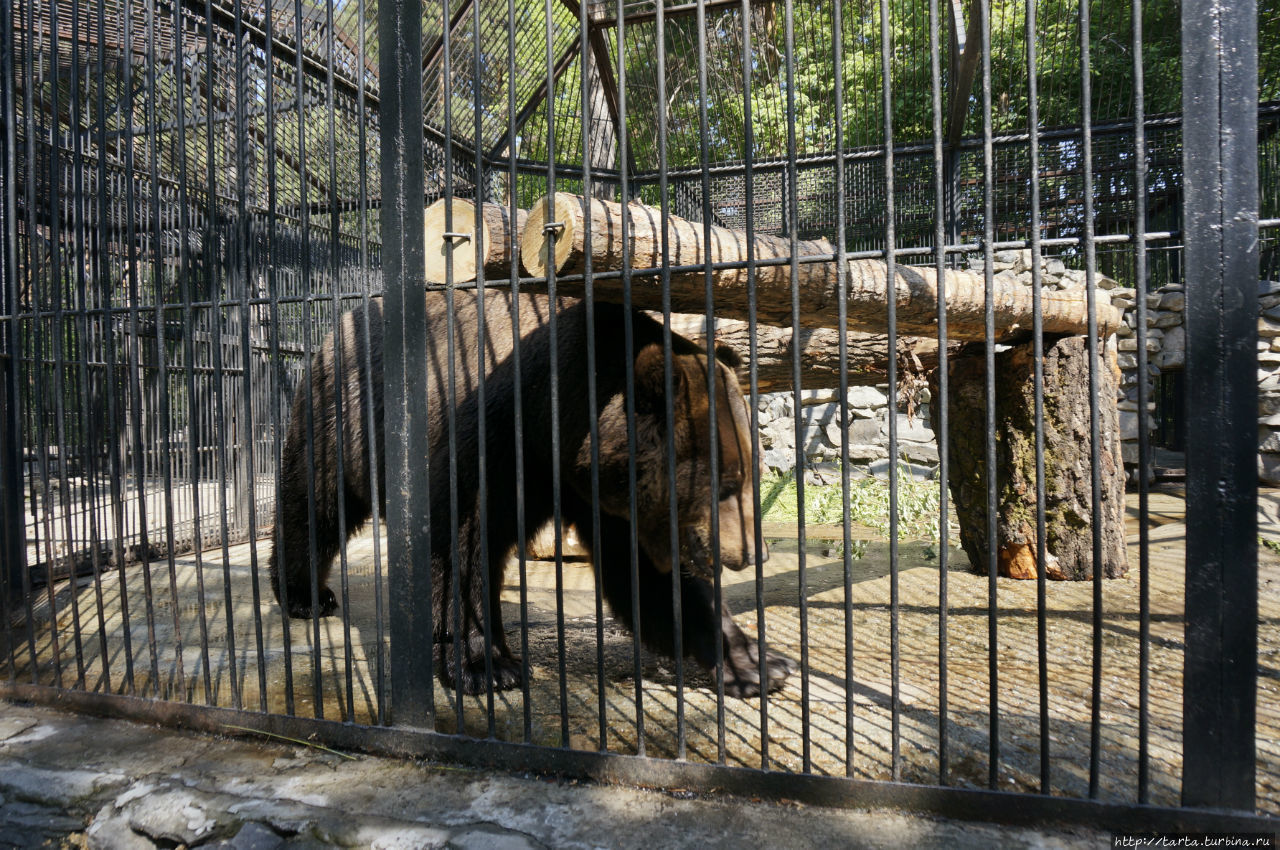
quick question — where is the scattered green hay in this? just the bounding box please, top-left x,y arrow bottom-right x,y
759,464 -> 945,542
1261,536 -> 1280,556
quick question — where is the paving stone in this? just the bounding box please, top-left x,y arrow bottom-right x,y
0,764 -> 129,808
0,717 -> 38,743
206,821 -> 287,850
123,785 -> 240,846
449,825 -> 545,850
87,809 -> 158,850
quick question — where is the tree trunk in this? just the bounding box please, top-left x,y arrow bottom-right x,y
423,198 -> 528,284
932,336 -> 1127,580
521,192 -> 1122,341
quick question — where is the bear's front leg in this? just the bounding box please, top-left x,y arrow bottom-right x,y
715,603 -> 797,699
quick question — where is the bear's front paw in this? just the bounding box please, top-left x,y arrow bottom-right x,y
722,639 -> 796,699
437,641 -> 526,695
284,586 -> 338,619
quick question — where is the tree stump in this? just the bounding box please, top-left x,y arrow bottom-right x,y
932,335 -> 1127,580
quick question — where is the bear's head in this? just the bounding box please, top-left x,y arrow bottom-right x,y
584,339 -> 767,578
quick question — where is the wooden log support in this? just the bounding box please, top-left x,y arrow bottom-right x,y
522,192 -> 1121,341
661,312 -> 954,392
423,197 -> 528,283
932,337 -> 1128,581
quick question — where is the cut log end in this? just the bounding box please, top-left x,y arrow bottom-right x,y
424,197 -> 486,284
521,191 -> 581,278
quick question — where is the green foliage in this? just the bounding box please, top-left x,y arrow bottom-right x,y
759,464 -> 946,542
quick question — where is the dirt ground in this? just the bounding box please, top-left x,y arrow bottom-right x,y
5,486 -> 1279,814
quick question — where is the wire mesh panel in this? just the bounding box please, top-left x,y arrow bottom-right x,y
2,0 -> 1277,830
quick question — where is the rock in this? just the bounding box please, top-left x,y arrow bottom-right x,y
1259,392 -> 1280,416
1119,411 -> 1142,440
1157,292 -> 1185,311
1117,353 -> 1138,370
868,458 -> 934,481
1153,312 -> 1183,329
761,446 -> 795,472
124,787 -> 237,846
882,413 -> 935,445
1260,317 -> 1280,338
1259,280 -> 1280,297
449,826 -> 543,850
87,810 -> 158,850
845,443 -> 889,461
1260,452 -> 1280,485
1117,337 -> 1161,352
0,766 -> 129,809
1044,257 -> 1067,278
846,386 -> 887,409
1159,325 -> 1185,369
1259,429 -> 1280,453
205,822 -> 286,850
799,403 -> 839,429
898,442 -> 940,464
798,388 -> 840,406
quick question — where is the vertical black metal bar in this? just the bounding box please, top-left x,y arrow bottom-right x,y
508,0 -> 533,743
145,0 -> 186,701
94,0 -> 134,696
693,0 -> 726,764
379,0 -> 432,728
1181,0 -> 1259,812
0,0 -> 22,653
472,0 -> 497,738
1131,0 -> 1152,805
293,0 -> 324,721
653,0 -> 687,760
577,4 -> 609,753
355,0 -> 384,727
833,0 -> 854,778
443,0 -> 465,733
740,0 -> 769,771
171,0 -> 216,707
19,0 -> 48,682
782,0 -> 811,774
68,0 -> 113,694
226,0 -> 252,714
322,0 -> 355,723
543,0 -> 570,750
929,0 -> 950,787
978,0 -> 999,789
48,0 -> 91,690
1079,0 -> 1105,800
120,0 -> 161,697
1026,0 -> 1051,796
878,0 -> 901,782
263,0 -> 296,717
615,0 -> 646,758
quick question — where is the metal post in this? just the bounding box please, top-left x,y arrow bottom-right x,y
0,0 -> 22,603
378,0 -> 432,727
1181,0 -> 1259,812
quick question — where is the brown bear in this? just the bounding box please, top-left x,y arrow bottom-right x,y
269,291 -> 794,698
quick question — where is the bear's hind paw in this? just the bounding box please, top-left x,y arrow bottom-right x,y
439,647 -> 526,695
283,586 -> 339,619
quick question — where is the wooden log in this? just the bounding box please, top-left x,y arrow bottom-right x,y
423,198 -> 528,283
521,192 -> 1121,341
658,312 -> 956,392
931,336 -> 1128,580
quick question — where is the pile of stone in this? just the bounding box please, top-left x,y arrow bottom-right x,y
755,384 -> 937,482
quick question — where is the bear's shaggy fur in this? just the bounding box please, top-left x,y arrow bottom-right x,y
269,292 -> 794,697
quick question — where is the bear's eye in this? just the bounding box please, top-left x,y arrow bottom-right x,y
718,478 -> 740,502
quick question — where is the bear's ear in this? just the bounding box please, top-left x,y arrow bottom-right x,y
634,342 -> 683,413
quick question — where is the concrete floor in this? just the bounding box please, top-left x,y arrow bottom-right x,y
4,487 -> 1280,815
